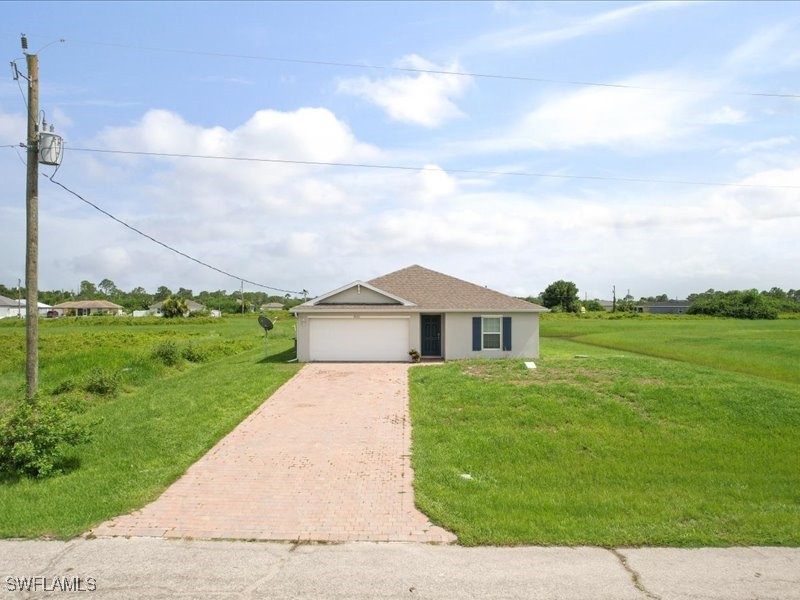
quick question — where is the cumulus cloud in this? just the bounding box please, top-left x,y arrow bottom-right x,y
415,165 -> 458,205
447,71 -> 750,155
516,74 -> 716,151
97,107 -> 377,163
90,106 -> 380,220
2,97 -> 797,300
337,55 -> 471,127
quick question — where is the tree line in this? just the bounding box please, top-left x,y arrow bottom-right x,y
0,279 -> 307,314
525,280 -> 800,319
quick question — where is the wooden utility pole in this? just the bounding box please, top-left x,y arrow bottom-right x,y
25,50 -> 39,399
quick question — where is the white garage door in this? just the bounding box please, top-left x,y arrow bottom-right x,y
309,317 -> 410,362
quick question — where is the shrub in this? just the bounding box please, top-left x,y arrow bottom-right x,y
83,368 -> 120,396
0,400 -> 91,478
161,296 -> 188,318
52,377 -> 79,395
582,300 -> 606,312
181,344 -> 206,363
151,340 -> 181,366
688,290 -> 779,319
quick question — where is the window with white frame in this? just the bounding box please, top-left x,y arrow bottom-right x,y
482,316 -> 501,349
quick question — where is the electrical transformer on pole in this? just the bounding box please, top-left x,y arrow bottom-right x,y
14,34 -> 63,399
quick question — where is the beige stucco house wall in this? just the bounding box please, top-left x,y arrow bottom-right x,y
292,265 -> 547,363
443,312 -> 540,360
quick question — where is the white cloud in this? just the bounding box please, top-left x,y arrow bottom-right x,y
440,67 -> 762,156
337,55 -> 471,127
286,232 -> 320,257
463,72 -> 716,153
721,136 -> 796,155
725,23 -> 800,72
467,1 -> 693,53
702,106 -> 747,125
3,97 -> 798,300
0,107 -> 24,141
96,107 -> 376,163
415,165 -> 458,204
71,246 -> 133,278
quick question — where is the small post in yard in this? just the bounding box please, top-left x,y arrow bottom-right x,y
257,315 -> 274,359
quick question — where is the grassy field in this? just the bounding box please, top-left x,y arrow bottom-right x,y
410,316 -> 800,547
540,314 -> 800,385
0,314 -> 300,538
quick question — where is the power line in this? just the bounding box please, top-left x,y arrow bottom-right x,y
62,39 -> 800,99
65,146 -> 800,190
45,173 -> 307,295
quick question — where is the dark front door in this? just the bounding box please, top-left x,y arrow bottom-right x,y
421,315 -> 442,357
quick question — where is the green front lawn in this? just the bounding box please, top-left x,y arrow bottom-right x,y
410,336 -> 800,546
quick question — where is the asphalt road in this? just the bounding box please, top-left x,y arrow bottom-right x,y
1,539 -> 798,599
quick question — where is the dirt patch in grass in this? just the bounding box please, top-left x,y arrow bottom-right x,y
461,362 -> 614,388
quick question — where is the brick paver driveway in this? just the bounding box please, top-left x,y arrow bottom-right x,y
91,363 -> 455,543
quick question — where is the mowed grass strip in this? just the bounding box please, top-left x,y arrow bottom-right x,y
540,315 -> 800,385
0,317 -> 300,539
410,339 -> 800,547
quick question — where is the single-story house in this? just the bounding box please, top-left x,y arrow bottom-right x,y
261,302 -> 285,310
291,265 -> 548,362
53,300 -> 125,317
0,295 -> 53,318
0,294 -> 21,319
636,300 -> 691,314
148,299 -> 206,316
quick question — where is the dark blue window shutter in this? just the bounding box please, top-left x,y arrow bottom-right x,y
472,317 -> 481,351
502,316 -> 512,351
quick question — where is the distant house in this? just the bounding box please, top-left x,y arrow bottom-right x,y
261,302 -> 285,311
292,264 -> 547,362
637,301 -> 691,315
148,299 -> 206,316
0,295 -> 20,319
0,295 -> 52,318
53,300 -> 125,317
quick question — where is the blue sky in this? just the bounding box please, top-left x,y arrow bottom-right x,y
1,1 -> 798,300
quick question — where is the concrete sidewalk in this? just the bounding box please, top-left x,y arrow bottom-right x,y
2,538 -> 798,599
